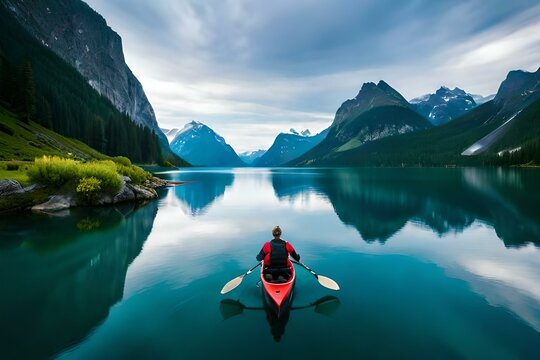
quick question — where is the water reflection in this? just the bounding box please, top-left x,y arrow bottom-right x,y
270,168 -> 540,247
0,201 -> 158,360
161,170 -> 234,216
220,295 -> 340,342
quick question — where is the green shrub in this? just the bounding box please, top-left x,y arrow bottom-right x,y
28,156 -> 122,192
28,156 -> 79,186
113,156 -> 132,167
115,163 -> 151,184
76,177 -> 102,203
78,160 -> 122,192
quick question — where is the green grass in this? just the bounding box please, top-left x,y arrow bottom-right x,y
0,160 -> 33,185
0,106 -> 108,161
0,169 -> 31,186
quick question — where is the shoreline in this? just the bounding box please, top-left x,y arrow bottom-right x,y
0,176 -> 185,215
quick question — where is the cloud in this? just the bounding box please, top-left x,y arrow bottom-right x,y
85,0 -> 540,151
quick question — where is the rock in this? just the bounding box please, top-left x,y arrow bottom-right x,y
113,179 -> 135,203
94,193 -> 113,206
8,183 -> 46,195
130,184 -> 158,200
32,195 -> 74,212
0,180 -> 22,195
144,176 -> 167,189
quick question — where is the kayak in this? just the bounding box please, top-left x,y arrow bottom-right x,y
260,264 -> 295,317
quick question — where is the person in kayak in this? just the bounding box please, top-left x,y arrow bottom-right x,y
256,226 -> 300,282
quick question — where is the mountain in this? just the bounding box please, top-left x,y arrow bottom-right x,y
492,68 -> 540,117
462,68 -> 540,158
0,5 -> 186,165
238,149 -> 266,165
472,94 -> 496,105
170,121 -> 245,167
410,87 -> 477,125
2,0 -> 167,144
161,128 -> 182,143
254,128 -> 329,166
306,67 -> 540,166
291,81 -> 432,165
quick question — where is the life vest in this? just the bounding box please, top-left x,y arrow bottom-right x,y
269,239 -> 288,268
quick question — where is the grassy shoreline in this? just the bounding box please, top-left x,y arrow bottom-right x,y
0,156 -> 156,213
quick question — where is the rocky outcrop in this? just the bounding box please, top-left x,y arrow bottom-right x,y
31,195 -> 74,212
28,176 -> 168,212
0,180 -> 43,196
2,0 -> 167,144
0,179 -> 22,195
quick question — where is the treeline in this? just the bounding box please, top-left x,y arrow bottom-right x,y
0,5 -> 166,164
495,139 -> 540,166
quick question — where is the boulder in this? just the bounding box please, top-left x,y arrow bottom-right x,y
113,180 -> 135,203
0,180 -> 22,195
32,195 -> 75,212
130,184 -> 158,200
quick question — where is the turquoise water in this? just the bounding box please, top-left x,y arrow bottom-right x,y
1,168 -> 540,359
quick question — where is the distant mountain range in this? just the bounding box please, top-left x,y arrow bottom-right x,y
238,149 -> 266,164
170,121 -> 245,167
291,67 -> 540,166
410,87 -> 478,126
254,128 -> 329,166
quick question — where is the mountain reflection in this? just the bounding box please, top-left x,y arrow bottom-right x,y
169,170 -> 234,216
271,168 -> 540,247
0,201 -> 158,360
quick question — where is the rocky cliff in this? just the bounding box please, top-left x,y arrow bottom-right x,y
2,0 -> 166,143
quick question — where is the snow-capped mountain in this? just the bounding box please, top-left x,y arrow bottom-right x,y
410,87 -> 478,125
238,149 -> 266,164
169,121 -> 245,167
161,128 -> 182,143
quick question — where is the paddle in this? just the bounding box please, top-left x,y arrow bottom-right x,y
219,295 -> 340,320
220,262 -> 262,294
291,259 -> 340,290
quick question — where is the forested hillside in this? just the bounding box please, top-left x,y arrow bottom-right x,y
0,6 -> 187,165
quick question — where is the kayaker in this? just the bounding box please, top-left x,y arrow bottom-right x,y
256,226 -> 300,282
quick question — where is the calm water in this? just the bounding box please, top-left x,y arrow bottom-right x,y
1,168 -> 540,359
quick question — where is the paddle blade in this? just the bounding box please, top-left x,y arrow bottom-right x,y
317,275 -> 340,290
220,275 -> 244,294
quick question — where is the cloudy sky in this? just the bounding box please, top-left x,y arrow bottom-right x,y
85,0 -> 540,153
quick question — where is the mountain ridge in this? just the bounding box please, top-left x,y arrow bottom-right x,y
291,81 -> 432,165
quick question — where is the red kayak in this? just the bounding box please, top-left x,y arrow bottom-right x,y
260,264 -> 295,317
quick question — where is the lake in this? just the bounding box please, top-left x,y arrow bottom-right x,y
1,167 -> 540,359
